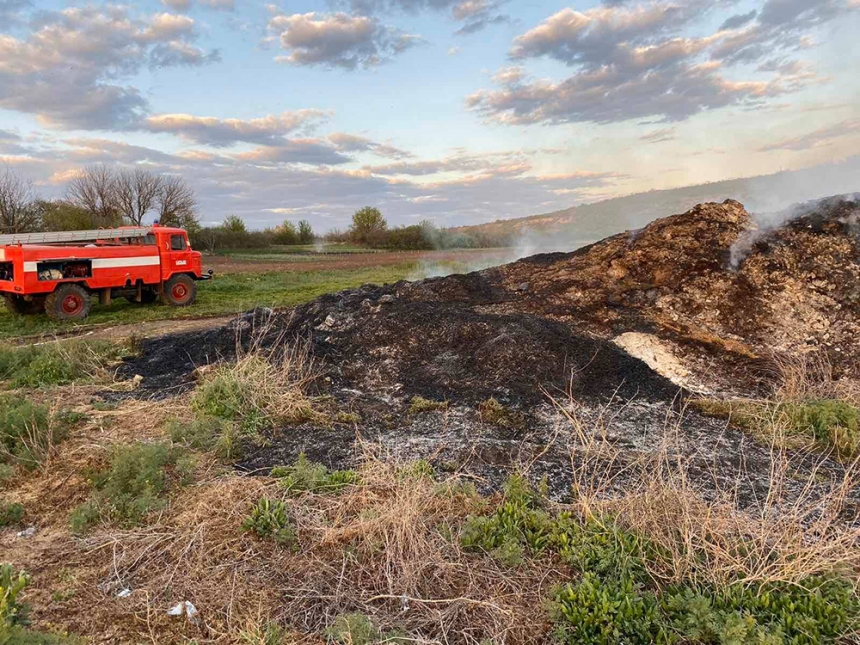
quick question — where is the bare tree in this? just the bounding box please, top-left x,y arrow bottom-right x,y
0,166 -> 40,234
115,167 -> 162,226
66,164 -> 122,228
157,176 -> 199,230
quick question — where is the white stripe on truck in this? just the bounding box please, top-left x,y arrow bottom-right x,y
92,256 -> 160,269
23,256 -> 160,272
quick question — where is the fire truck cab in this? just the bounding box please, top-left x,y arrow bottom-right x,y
0,225 -> 212,321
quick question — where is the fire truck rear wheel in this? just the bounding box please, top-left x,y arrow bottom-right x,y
162,274 -> 196,307
4,295 -> 46,316
45,284 -> 92,321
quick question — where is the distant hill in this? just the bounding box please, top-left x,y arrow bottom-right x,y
451,156 -> 860,253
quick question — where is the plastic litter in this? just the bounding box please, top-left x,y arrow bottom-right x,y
117,589 -> 132,598
168,601 -> 199,621
16,527 -> 36,538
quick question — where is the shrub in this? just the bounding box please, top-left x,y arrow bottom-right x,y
270,453 -> 358,495
242,498 -> 296,546
408,396 -> 448,415
0,341 -> 127,388
0,502 -> 23,527
71,442 -> 192,531
0,396 -> 76,470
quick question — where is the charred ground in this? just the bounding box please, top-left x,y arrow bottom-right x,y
120,196 -> 860,507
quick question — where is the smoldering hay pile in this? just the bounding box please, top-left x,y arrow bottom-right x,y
124,195 -> 860,506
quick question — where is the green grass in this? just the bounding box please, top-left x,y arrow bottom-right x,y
213,244 -> 380,258
0,264 -> 416,340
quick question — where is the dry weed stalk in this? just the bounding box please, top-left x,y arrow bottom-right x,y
550,391 -> 860,591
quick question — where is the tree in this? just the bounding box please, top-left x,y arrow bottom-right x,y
115,168 -> 162,226
222,215 -> 247,234
0,167 -> 40,234
274,220 -> 299,245
66,164 -> 121,228
349,207 -> 387,245
36,200 -> 98,231
157,176 -> 199,232
298,219 -> 314,244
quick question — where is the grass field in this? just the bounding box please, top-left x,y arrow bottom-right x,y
0,262 -> 416,340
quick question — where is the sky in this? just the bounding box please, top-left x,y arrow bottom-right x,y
0,0 -> 859,231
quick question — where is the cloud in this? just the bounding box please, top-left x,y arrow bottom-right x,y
161,0 -> 193,11
145,110 -> 329,146
235,140 -> 353,165
266,11 -> 419,69
0,7 -> 219,130
328,132 -> 412,158
719,10 -> 757,31
0,129 -> 28,154
334,0 -> 510,35
758,119 -> 860,152
364,150 -> 534,176
0,0 -> 27,25
640,127 -> 676,143
469,0 -> 853,126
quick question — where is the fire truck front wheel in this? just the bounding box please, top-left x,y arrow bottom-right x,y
4,295 -> 46,316
162,274 -> 197,307
45,284 -> 92,321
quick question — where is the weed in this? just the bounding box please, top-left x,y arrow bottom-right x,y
71,442 -> 192,531
0,465 -> 12,484
695,398 -> 860,460
0,565 -> 82,644
0,340 -> 128,388
408,396 -> 448,415
0,563 -> 29,630
397,459 -> 436,480
192,345 -> 318,433
464,475 -> 860,644
169,416 -> 241,460
238,622 -> 293,645
325,612 -> 404,645
0,396 -> 78,470
270,453 -> 358,495
477,398 -> 525,430
334,410 -> 361,425
0,502 -> 23,527
242,498 -> 296,546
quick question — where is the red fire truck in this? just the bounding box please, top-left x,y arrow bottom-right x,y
0,225 -> 212,321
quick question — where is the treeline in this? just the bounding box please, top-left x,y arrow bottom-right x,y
0,164 -> 199,234
0,166 -> 510,251
325,207 -> 510,250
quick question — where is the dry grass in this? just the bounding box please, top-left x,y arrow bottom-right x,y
551,391 -> 860,593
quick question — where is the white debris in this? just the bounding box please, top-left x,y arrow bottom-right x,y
167,600 -> 199,621
117,588 -> 132,598
16,527 -> 36,538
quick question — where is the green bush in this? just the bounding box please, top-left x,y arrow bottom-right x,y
71,442 -> 193,531
0,502 -> 23,527
242,498 -> 296,546
0,396 -> 76,470
270,454 -> 358,495
0,341 -> 126,388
